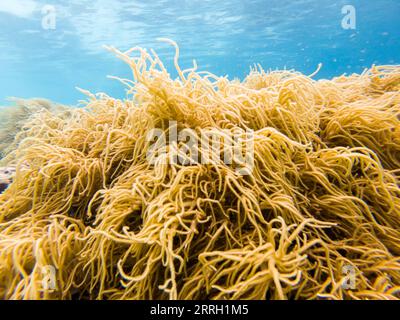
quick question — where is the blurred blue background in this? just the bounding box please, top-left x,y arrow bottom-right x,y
0,0 -> 399,106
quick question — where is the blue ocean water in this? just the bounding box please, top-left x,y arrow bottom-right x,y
0,0 -> 399,106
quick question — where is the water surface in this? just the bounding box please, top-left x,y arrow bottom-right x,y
0,0 -> 399,105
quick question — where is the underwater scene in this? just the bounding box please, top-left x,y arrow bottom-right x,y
0,0 -> 400,301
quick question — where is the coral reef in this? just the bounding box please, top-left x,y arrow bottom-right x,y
0,98 -> 68,162
0,42 -> 399,300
